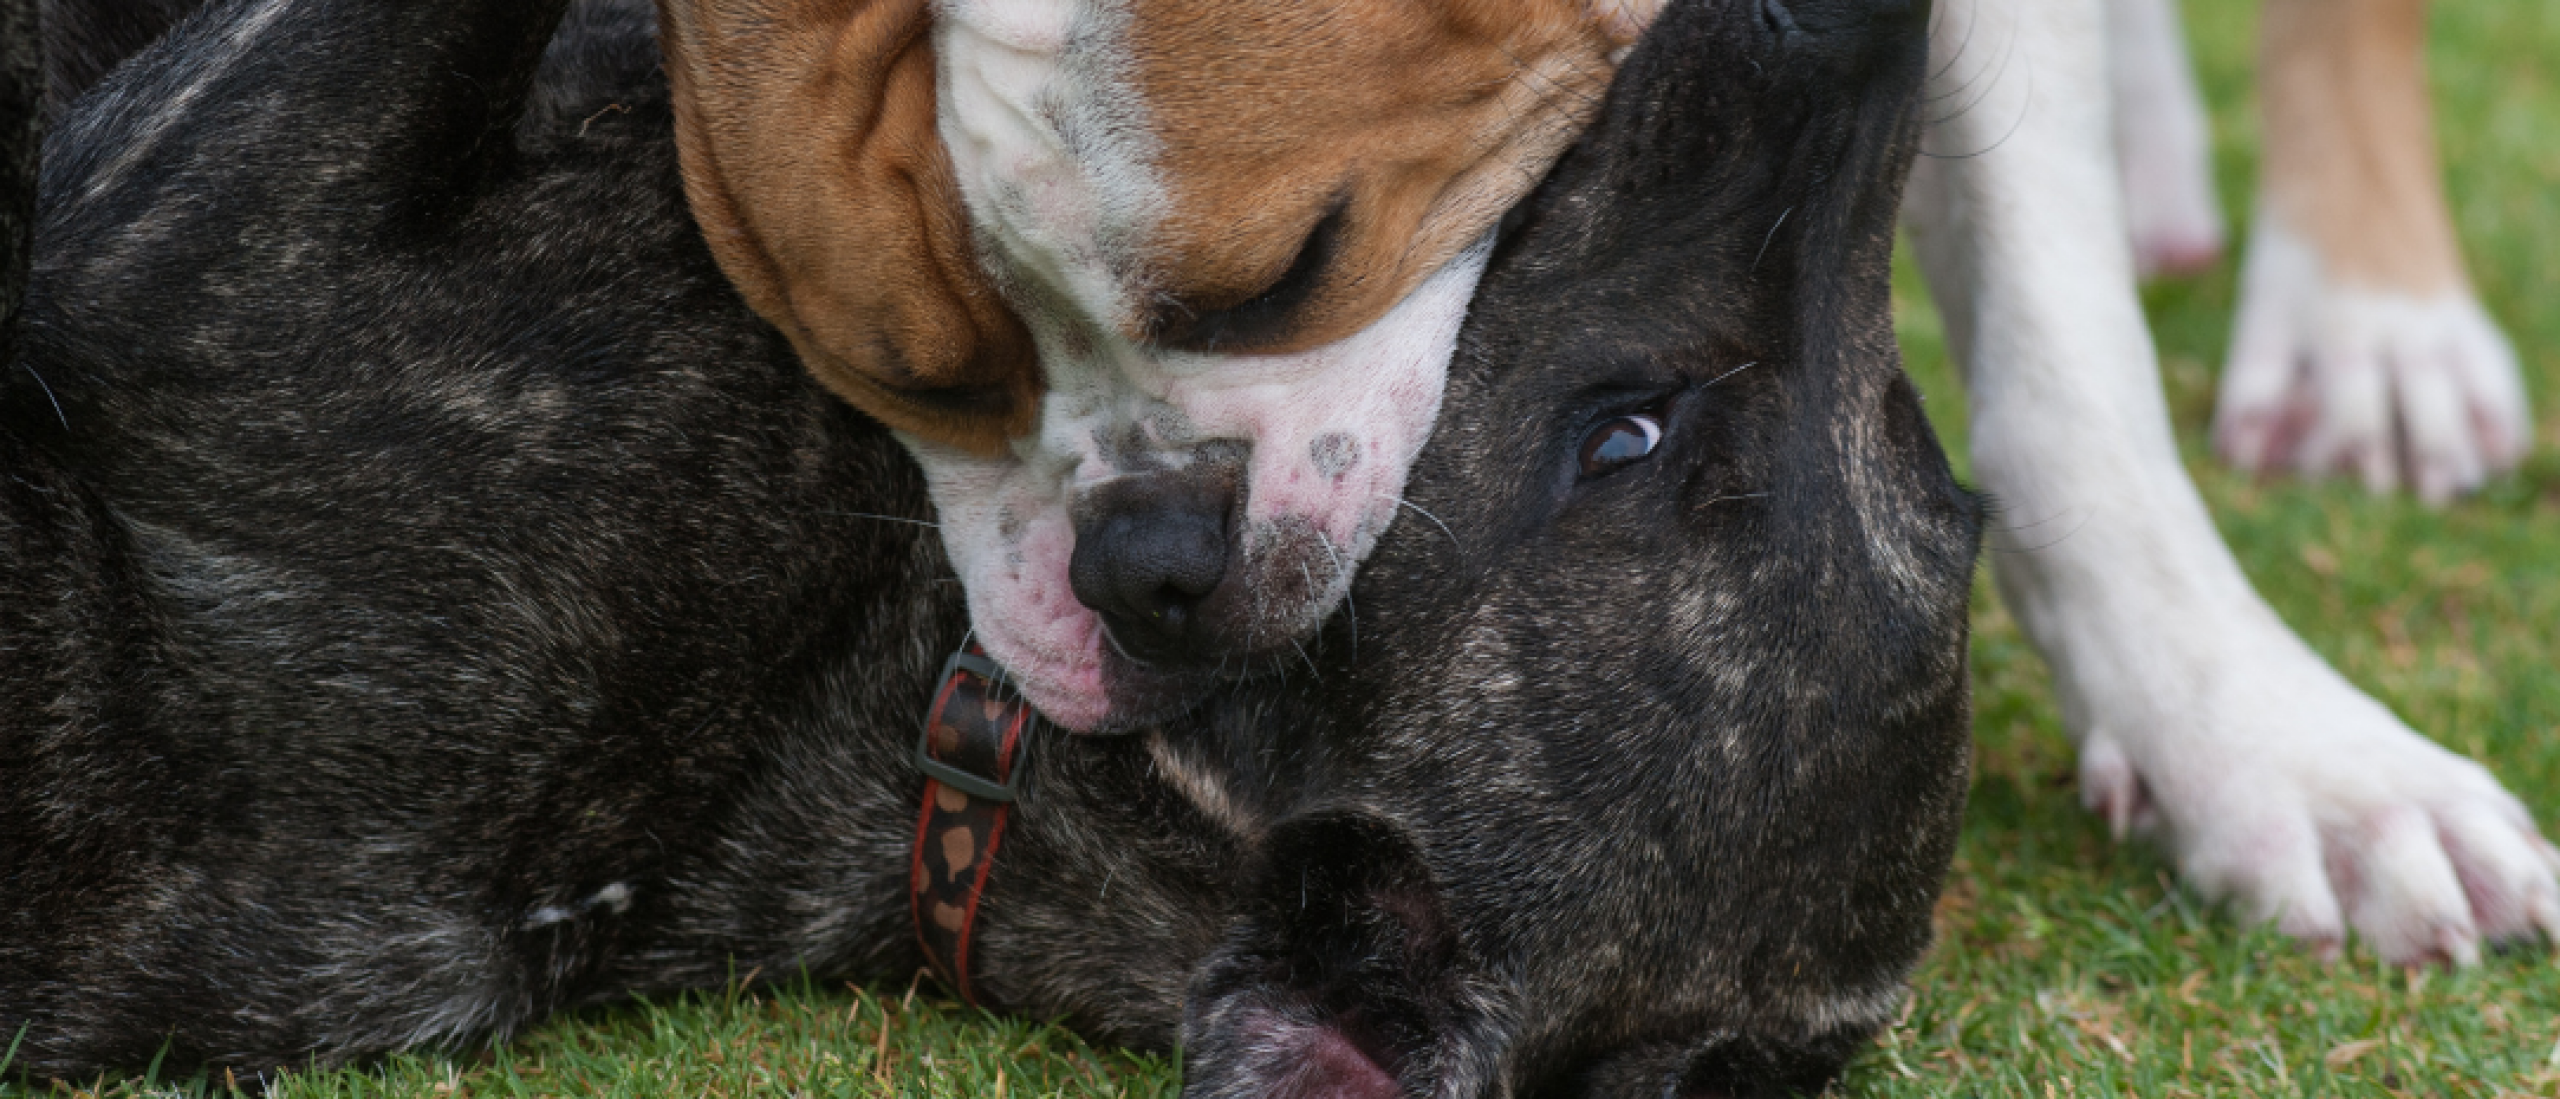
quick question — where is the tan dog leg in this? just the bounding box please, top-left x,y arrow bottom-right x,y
2215,0 -> 2531,503
2106,0 -> 2225,278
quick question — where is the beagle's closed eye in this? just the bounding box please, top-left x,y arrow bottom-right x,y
1150,200 -> 1346,353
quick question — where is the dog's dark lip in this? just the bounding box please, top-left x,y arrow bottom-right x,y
1079,619 -> 1315,734
1093,606 -> 1207,668
1096,620 -> 1243,681
1097,618 -> 1150,666
1085,658 -> 1221,735
1048,624 -> 1205,730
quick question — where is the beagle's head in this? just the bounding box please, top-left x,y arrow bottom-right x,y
658,0 -> 1665,730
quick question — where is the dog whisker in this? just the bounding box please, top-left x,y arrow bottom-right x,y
1315,536 -> 1355,663
1340,589 -> 1358,665
1495,43 -> 1606,114
1924,0 -> 1988,90
1981,507 -> 2074,535
1922,11 -> 2032,159
1923,0 -> 2017,109
821,510 -> 939,529
16,363 -> 69,429
1375,494 -> 1461,553
1705,361 -> 1758,387
1925,0 -> 2022,110
1102,623 -> 1139,664
1988,508 -> 2090,553
1919,62 -> 2033,158
1292,557 -> 1329,670
1753,208 -> 1793,270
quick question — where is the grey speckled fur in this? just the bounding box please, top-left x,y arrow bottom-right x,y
0,0 -> 1978,1095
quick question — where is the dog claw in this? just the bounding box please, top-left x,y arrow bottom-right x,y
2440,923 -> 2482,968
2066,637 -> 2557,970
2530,893 -> 2560,952
2078,735 -> 2152,841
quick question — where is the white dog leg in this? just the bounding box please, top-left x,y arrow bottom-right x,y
1902,0 -> 2559,964
2103,0 -> 2225,278
2213,0 -> 2531,504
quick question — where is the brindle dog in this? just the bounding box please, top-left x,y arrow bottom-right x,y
0,0 -> 1975,1094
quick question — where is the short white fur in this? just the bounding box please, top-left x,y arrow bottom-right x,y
2102,0 -> 2225,278
1906,0 -> 2559,964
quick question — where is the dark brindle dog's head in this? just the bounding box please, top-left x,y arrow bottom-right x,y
979,1 -> 1978,1094
0,0 -> 1968,1093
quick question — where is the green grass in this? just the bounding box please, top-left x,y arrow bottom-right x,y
11,0 -> 2555,1095
6,975 -> 1178,1099
1842,1 -> 2560,1095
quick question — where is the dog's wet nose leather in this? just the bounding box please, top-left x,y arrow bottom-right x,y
1070,471 -> 1232,661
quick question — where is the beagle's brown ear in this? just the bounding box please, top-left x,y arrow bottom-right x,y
658,0 -> 1037,455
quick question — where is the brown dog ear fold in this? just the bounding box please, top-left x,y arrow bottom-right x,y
658,0 -> 1037,456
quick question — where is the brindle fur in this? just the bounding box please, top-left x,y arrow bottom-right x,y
0,0 -> 1974,1094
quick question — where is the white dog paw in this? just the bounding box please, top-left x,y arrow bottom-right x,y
2213,216 -> 2533,504
2080,658 -> 2560,966
2121,154 -> 2227,280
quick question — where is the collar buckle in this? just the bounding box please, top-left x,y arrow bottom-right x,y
912,646 -> 1029,801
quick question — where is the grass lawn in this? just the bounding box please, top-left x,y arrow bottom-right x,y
1840,1 -> 2560,1093
11,0 -> 2554,1095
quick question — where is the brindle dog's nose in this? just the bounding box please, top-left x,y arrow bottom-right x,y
1070,469 -> 1234,663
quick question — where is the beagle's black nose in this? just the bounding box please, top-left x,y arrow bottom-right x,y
1070,469 -> 1234,663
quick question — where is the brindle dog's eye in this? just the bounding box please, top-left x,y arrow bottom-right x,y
1578,412 -> 1663,477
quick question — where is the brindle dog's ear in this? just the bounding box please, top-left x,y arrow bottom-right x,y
654,0 -> 1037,456
1181,813 -> 1508,1099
